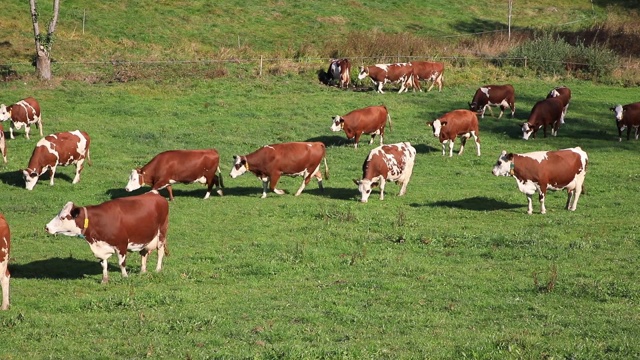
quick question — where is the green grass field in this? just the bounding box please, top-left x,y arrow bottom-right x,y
1,0 -> 639,358
0,73 -> 638,358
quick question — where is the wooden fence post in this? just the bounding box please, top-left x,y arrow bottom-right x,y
259,56 -> 263,76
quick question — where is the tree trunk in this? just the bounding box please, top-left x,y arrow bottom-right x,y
36,49 -> 52,80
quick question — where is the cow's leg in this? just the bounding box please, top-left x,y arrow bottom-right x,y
9,122 -> 15,140
24,125 -> 31,140
526,194 -> 534,215
552,121 -> 559,137
259,178 -> 269,198
635,126 -> 639,140
568,175 -> 585,211
269,172 -> 285,195
116,250 -> 129,278
354,133 -> 361,150
314,170 -> 324,192
100,259 -> 110,284
458,136 -> 467,156
37,117 -> 43,137
0,261 -> 9,310
140,249 -> 149,273
538,186 -> 548,214
295,171 -> 313,196
72,159 -> 85,184
377,81 -> 384,94
448,140 -> 455,157
0,135 -> 6,163
378,177 -> 387,201
471,131 -> 481,156
440,141 -> 446,156
49,165 -> 57,186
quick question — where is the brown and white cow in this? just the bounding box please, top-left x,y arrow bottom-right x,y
0,97 -> 43,140
353,142 -> 416,203
328,58 -> 351,88
492,147 -> 588,215
357,63 -> 414,93
0,214 -> 10,310
468,84 -> 515,119
521,97 -> 564,140
610,102 -> 640,141
330,105 -> 391,149
410,61 -> 444,92
23,130 -> 91,190
45,192 -> 169,284
125,149 -> 223,201
230,142 -> 329,198
427,109 -> 481,157
0,124 -> 6,163
546,86 -> 571,124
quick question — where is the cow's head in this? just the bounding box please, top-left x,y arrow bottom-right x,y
468,102 -> 479,112
357,66 -> 369,80
0,104 -> 9,121
22,168 -> 41,190
45,201 -> 83,237
125,169 -> 145,192
353,178 -> 379,203
427,119 -> 443,137
230,155 -> 248,178
549,89 -> 560,98
521,122 -> 534,140
610,104 -> 624,121
330,116 -> 344,132
492,150 -> 514,177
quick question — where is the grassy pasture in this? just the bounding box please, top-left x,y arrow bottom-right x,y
0,72 -> 638,358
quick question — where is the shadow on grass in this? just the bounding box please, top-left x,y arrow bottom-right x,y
11,256 -> 112,280
304,135 -> 349,147
105,187 -> 224,201
414,196 -> 524,211
0,170 -> 23,188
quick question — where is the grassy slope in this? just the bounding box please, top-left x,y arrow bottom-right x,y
1,0 -> 603,65
0,74 -> 638,358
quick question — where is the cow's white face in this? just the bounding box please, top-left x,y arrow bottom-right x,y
0,105 -> 9,121
22,168 -> 40,190
429,119 -> 443,137
492,150 -> 513,177
612,104 -> 624,121
354,179 -> 378,203
230,156 -> 247,178
330,116 -> 343,132
125,169 -> 143,192
522,123 -> 534,140
357,66 -> 368,80
45,202 -> 82,237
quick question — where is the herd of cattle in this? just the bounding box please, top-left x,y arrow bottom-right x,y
0,60 -> 638,310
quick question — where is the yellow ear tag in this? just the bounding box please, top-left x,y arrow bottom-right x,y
84,218 -> 89,229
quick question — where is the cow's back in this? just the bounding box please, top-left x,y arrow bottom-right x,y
144,149 -> 219,176
91,193 -> 168,243
529,98 -> 564,124
0,214 -> 9,264
11,97 -> 41,120
623,103 -> 640,125
440,109 -> 479,135
255,142 -> 325,173
343,106 -> 388,132
54,131 -> 90,163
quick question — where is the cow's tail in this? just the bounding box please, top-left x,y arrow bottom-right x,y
217,165 -> 224,189
323,155 -> 329,181
387,112 -> 392,132
86,148 -> 93,166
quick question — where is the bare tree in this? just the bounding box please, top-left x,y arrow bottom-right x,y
30,0 -> 60,80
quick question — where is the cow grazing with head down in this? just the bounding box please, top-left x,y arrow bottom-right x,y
521,97 -> 564,140
357,63 -> 414,93
23,130 -> 91,190
0,97 -> 43,140
468,84 -> 515,119
427,109 -> 481,157
125,149 -> 223,201
492,147 -> 588,215
45,192 -> 169,284
230,142 -> 329,198
0,214 -> 10,310
328,58 -> 351,88
354,142 -> 416,203
409,61 -> 444,92
330,105 -> 391,149
610,102 -> 640,141
547,86 -> 571,124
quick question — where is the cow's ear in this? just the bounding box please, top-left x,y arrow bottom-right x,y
30,171 -> 37,177
352,179 -> 361,186
426,121 -> 432,127
506,153 -> 514,161
70,207 -> 81,219
233,155 -> 238,161
609,107 -> 615,112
